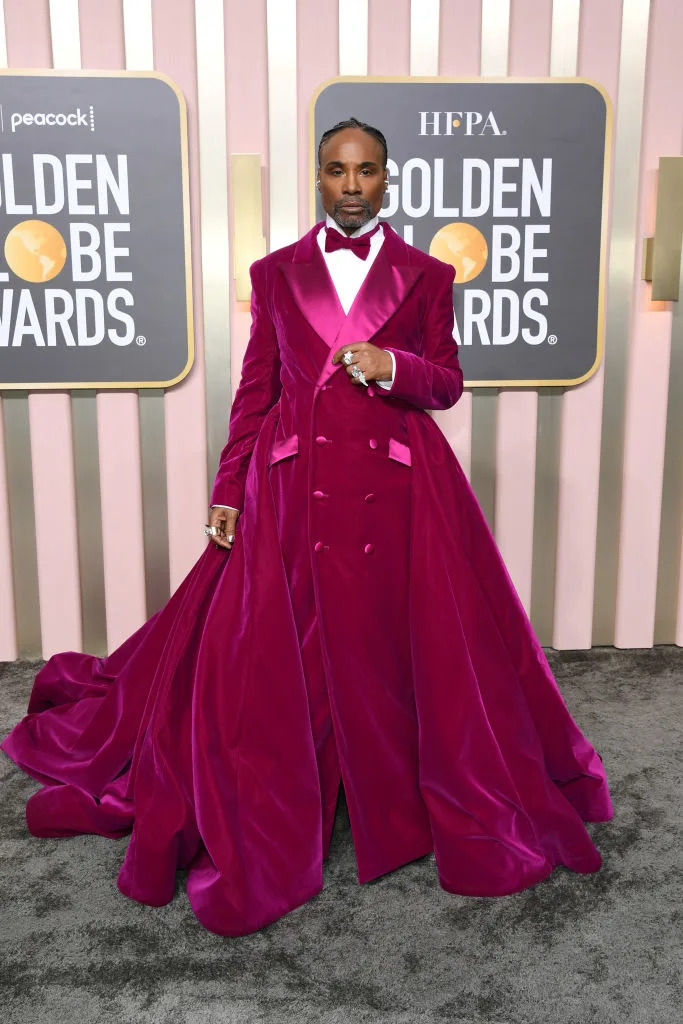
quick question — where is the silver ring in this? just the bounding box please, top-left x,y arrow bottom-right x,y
351,366 -> 368,386
204,525 -> 218,536
227,534 -> 235,543
343,351 -> 354,365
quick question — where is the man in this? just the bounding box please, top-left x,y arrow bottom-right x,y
2,119 -> 613,938
207,117 -> 460,547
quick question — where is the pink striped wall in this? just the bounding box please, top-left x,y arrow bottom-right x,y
614,0 -> 683,647
553,0 -> 623,649
1,0 -> 682,659
152,0 -> 209,593
80,0 -> 147,650
5,0 -> 82,658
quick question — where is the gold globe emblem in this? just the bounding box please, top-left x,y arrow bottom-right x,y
4,219 -> 67,283
429,222 -> 488,283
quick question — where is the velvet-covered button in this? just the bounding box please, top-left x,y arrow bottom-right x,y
315,435 -> 328,446
364,493 -> 376,503
314,541 -> 324,552
369,438 -> 378,449
364,543 -> 375,554
313,490 -> 326,500
367,386 -> 376,397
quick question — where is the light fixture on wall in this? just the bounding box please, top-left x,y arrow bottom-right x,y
642,156 -> 683,301
232,154 -> 267,301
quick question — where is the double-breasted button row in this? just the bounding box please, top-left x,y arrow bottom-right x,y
313,437 -> 377,555
314,540 -> 375,554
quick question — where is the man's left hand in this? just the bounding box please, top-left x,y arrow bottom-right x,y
331,342 -> 393,385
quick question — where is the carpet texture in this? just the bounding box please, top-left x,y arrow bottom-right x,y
0,648 -> 681,1024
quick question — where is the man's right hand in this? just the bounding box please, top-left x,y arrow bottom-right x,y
207,506 -> 240,551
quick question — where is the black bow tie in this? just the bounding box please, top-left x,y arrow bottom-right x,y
324,223 -> 381,260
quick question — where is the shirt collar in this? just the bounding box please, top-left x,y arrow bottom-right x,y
325,212 -> 381,238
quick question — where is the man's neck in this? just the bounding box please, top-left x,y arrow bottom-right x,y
325,213 -> 380,238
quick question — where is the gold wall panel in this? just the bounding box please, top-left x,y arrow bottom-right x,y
232,155 -> 267,302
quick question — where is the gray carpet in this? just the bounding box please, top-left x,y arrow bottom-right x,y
0,649 -> 681,1024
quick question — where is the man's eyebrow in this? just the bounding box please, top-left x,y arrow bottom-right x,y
323,160 -> 379,168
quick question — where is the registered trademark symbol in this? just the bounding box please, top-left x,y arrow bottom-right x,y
502,130 -> 508,135
136,335 -> 147,346
548,334 -> 558,345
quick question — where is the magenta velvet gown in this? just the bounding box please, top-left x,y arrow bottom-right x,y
2,223 -> 613,936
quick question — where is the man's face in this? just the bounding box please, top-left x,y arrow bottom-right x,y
317,128 -> 386,232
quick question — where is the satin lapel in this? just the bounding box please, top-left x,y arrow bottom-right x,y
334,229 -> 423,351
279,224 -> 347,349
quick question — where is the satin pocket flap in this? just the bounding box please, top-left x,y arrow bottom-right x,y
268,433 -> 299,466
388,438 -> 412,467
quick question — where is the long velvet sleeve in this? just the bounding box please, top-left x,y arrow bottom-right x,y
210,262 -> 282,510
384,262 -> 463,411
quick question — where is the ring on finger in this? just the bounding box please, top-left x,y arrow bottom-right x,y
343,351 -> 354,365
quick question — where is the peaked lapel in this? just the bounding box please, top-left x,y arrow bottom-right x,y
334,226 -> 423,351
279,221 -> 424,388
279,223 -> 346,349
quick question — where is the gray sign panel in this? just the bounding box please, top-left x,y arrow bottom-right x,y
313,79 -> 610,386
0,72 -> 193,389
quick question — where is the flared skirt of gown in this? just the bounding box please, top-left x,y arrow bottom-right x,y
1,407 -> 614,935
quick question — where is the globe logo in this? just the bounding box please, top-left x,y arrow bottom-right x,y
4,220 -> 67,283
429,222 -> 488,283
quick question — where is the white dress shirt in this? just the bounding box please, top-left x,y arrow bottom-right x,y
214,214 -> 395,513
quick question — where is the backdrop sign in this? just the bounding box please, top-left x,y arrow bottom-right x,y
312,79 -> 610,386
0,72 -> 193,389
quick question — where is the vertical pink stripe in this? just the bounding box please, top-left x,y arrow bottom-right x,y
5,0 -> 81,657
490,0 -> 550,611
79,0 -> 147,650
27,394 -> 82,656
433,0 -> 483,480
614,0 -> 683,648
152,0 -> 209,591
552,0 -> 622,649
508,0 -> 551,76
368,0 -> 410,75
297,0 -> 337,237
3,0 -> 52,65
225,0 -> 269,394
0,400 -> 18,659
439,0 -> 482,76
494,390 -> 538,611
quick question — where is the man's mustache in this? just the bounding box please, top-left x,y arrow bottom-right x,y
334,198 -> 372,213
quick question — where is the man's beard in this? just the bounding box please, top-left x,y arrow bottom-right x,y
332,198 -> 373,230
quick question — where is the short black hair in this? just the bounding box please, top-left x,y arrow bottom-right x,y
317,118 -> 388,168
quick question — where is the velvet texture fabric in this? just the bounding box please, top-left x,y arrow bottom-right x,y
2,223 -> 613,937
